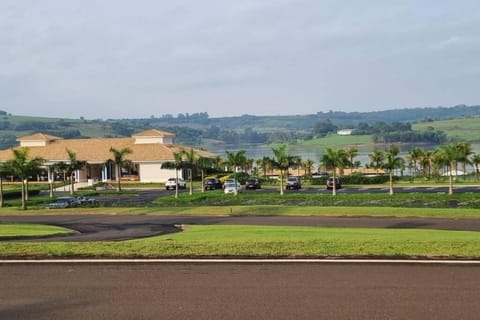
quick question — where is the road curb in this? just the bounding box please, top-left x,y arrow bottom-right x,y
2,259 -> 480,264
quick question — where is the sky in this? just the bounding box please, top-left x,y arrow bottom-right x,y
1,0 -> 479,120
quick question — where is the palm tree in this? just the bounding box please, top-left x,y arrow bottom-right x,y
161,151 -> 185,199
224,150 -> 247,173
0,162 -> 10,207
320,148 -> 347,196
109,147 -> 133,192
382,145 -> 405,195
4,147 -> 44,210
419,150 -> 433,179
345,147 -> 358,169
292,156 -> 303,176
433,144 -> 460,195
196,156 -> 213,192
65,149 -> 86,195
454,142 -> 473,180
368,149 -> 385,174
301,159 -> 315,177
182,148 -> 197,195
407,147 -> 424,182
471,153 -> 480,181
256,156 -> 272,179
270,145 -> 296,195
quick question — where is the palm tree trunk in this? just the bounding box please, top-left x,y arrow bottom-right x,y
189,169 -> 193,195
174,169 -> 179,199
25,180 -> 29,201
116,165 -> 122,192
448,162 -> 454,195
279,170 -> 284,196
389,172 -> 394,195
70,173 -> 75,195
332,171 -> 337,196
0,177 -> 4,208
21,181 -> 27,210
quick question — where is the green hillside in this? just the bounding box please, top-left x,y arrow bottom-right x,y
412,117 -> 480,142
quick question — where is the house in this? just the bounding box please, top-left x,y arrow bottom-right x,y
337,129 -> 354,136
0,129 -> 216,183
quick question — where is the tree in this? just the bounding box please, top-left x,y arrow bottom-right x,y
471,153 -> 480,181
320,148 -> 347,196
345,147 -> 358,169
433,144 -> 460,195
224,150 -> 247,173
382,145 -> 405,195
4,147 -> 44,210
407,147 -> 424,182
368,149 -> 385,174
161,151 -> 185,199
454,142 -> 473,180
301,159 -> 315,177
65,149 -> 86,195
196,156 -> 213,192
0,162 -> 10,207
270,145 -> 296,195
109,147 -> 133,192
256,156 -> 272,179
182,148 -> 197,195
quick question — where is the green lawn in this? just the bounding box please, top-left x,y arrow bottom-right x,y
412,117 -> 480,142
297,134 -> 373,148
2,225 -> 480,259
0,223 -> 73,238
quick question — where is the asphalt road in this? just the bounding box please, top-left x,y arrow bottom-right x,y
2,215 -> 480,241
1,262 -> 480,320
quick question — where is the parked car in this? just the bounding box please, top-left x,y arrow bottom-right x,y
204,178 -> 222,190
245,177 -> 261,190
286,176 -> 302,190
223,178 -> 237,188
76,196 -> 97,206
165,177 -> 186,190
326,177 -> 342,190
224,181 -> 242,194
47,197 -> 80,209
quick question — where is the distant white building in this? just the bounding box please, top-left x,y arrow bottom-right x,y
337,129 -> 354,136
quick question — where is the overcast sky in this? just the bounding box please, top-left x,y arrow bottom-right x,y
1,0 -> 479,119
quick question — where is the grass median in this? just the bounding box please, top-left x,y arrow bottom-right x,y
0,223 -> 73,239
1,225 -> 480,259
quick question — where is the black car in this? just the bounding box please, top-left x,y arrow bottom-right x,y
204,178 -> 222,190
326,177 -> 342,189
245,178 -> 261,189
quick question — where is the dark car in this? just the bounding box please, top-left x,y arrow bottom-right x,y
204,178 -> 223,190
326,177 -> 342,190
286,176 -> 301,190
245,178 -> 261,190
47,197 -> 80,209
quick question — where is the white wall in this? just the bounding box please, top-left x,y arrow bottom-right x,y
138,163 -> 182,183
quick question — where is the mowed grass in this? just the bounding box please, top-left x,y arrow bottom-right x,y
0,223 -> 73,238
297,134 -> 373,148
412,117 -> 480,142
2,225 -> 480,258
1,205 -> 480,219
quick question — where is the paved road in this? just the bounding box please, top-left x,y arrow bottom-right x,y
2,215 -> 480,241
1,262 -> 480,320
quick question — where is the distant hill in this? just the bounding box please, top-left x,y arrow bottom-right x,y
0,104 -> 479,150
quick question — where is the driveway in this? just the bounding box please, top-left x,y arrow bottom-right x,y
2,215 -> 480,241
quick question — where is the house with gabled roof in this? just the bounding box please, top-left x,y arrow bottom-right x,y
0,129 -> 216,184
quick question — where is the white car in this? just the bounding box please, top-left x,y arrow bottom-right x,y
224,181 -> 242,194
165,178 -> 186,190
